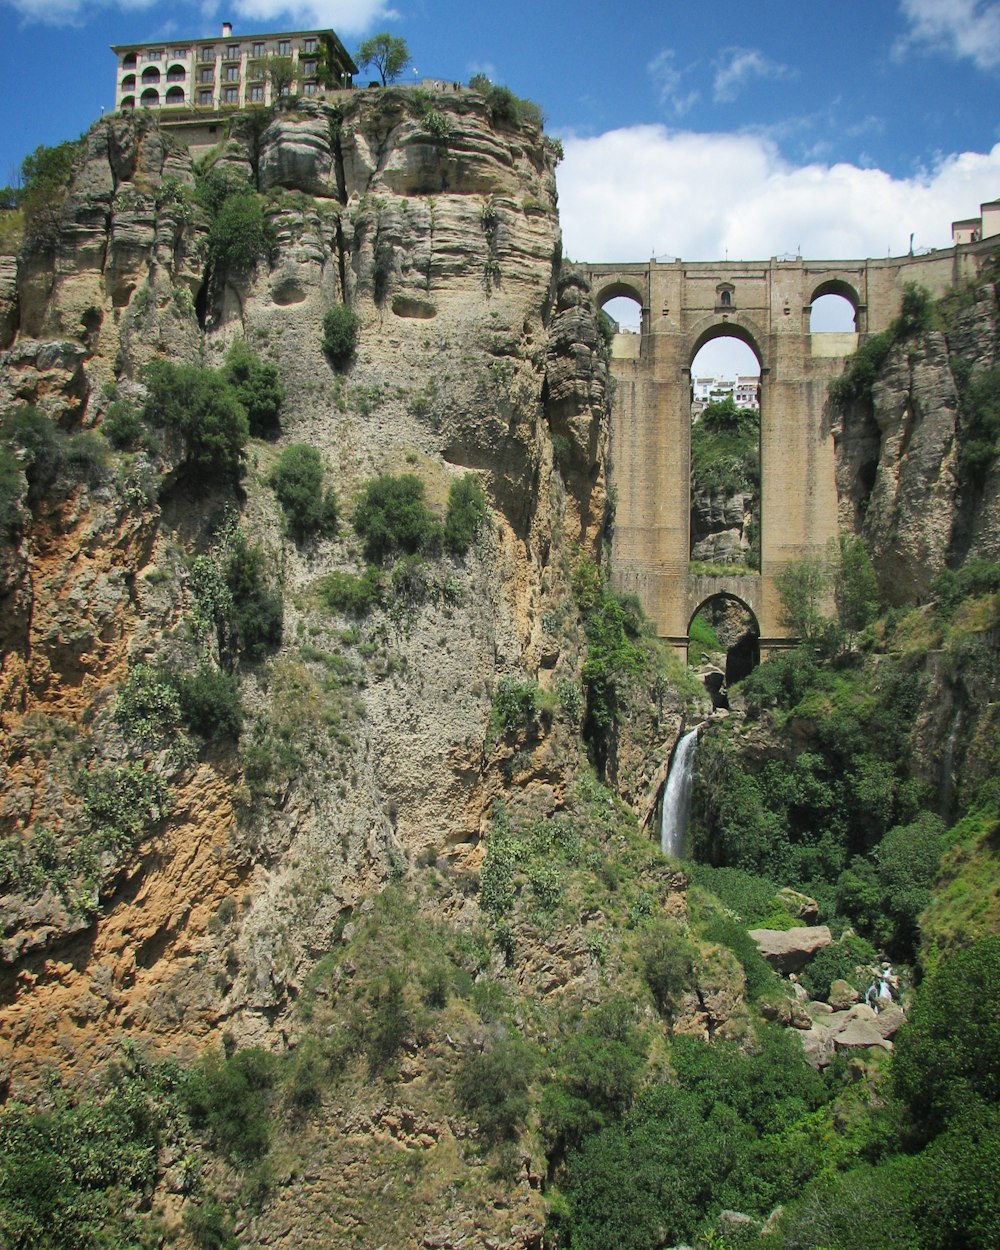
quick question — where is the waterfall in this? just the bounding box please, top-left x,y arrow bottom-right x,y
661,729 -> 699,859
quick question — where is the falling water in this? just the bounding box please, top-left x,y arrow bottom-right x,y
660,729 -> 699,859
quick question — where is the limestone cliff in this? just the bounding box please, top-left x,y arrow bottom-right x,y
0,92 -> 613,1088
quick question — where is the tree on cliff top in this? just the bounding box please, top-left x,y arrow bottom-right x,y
356,33 -> 411,85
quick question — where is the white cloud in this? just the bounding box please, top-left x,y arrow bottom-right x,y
3,0 -> 394,32
647,49 -> 699,116
556,124 -> 1000,264
896,0 -> 1000,70
713,47 -> 790,103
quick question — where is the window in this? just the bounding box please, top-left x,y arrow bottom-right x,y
224,65 -> 239,81
122,53 -> 137,68
200,46 -> 214,62
198,89 -> 213,106
121,74 -> 136,89
146,49 -> 162,61
172,48 -> 190,58
304,37 -> 317,51
278,40 -> 291,55
199,67 -> 213,83
225,43 -> 240,59
303,81 -> 317,95
248,85 -> 264,102
223,86 -> 239,104
252,42 -> 266,57
303,60 -> 316,76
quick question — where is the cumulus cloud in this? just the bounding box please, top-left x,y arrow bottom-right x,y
713,47 -> 790,103
896,0 -> 1000,70
556,124 -> 1000,263
647,49 -> 699,116
3,0 -> 394,31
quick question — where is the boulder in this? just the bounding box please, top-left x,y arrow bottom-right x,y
828,978 -> 860,1010
747,925 -> 832,973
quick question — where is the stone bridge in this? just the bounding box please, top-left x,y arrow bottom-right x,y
578,244 -> 985,649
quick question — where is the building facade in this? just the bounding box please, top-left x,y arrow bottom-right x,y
111,22 -> 357,114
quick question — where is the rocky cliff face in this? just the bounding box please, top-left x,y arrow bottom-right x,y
833,278 -> 1000,604
0,91 -> 615,1101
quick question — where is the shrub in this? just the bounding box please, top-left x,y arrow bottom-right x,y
223,341 -> 283,438
322,303 -> 359,367
797,934 -> 876,1002
270,444 -> 337,543
185,1197 -> 238,1250
454,1037 -> 535,1142
489,676 -> 541,739
223,531 -> 283,662
101,400 -> 143,450
893,935 -> 1000,1135
352,473 -> 441,564
142,359 -> 249,483
443,473 -> 488,555
77,764 -> 170,857
18,139 -> 80,253
639,920 -> 696,1019
317,566 -> 383,615
167,665 -> 243,741
1,406 -> 66,505
207,192 -> 274,271
182,1047 -> 277,1167
115,665 -> 182,749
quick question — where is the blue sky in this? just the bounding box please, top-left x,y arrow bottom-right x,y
2,0 -> 999,354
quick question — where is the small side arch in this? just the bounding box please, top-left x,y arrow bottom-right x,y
593,277 -> 646,310
687,592 -> 761,689
808,277 -> 860,309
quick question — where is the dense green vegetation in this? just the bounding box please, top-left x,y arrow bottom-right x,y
322,303 -> 360,367
351,471 -> 488,564
690,396 -> 760,570
270,444 -> 337,544
0,406 -> 110,535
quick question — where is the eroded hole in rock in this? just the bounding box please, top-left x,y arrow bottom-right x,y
392,295 -> 437,320
689,596 -> 760,696
271,278 -> 307,307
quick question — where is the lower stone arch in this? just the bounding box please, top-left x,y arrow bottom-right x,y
687,591 -> 761,699
689,318 -> 764,370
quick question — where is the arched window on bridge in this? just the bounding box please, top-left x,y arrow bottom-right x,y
810,292 -> 857,332
597,293 -> 643,361
688,595 -> 760,706
689,334 -> 761,573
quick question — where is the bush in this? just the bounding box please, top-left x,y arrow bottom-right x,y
489,676 -> 541,739
167,665 -> 243,741
115,664 -> 182,749
352,473 -> 440,564
640,920 -> 695,1019
142,359 -> 249,482
101,400 -> 143,450
797,934 -> 876,1003
270,444 -> 337,543
207,192 -> 274,271
455,1037 -> 535,1142
182,1047 -> 277,1167
77,764 -> 170,857
893,935 -> 1000,1136
223,531 -> 283,662
322,303 -> 359,367
443,473 -> 488,555
317,566 -> 383,615
223,341 -> 283,438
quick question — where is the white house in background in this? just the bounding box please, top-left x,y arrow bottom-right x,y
692,374 -> 760,415
111,22 -> 357,114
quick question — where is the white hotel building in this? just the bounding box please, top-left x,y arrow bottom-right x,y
111,22 -> 357,114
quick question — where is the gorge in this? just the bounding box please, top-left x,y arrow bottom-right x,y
0,82 -> 998,1250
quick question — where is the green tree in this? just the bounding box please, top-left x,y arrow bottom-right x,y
443,473 -> 488,555
322,303 -> 359,367
352,473 -> 440,563
270,444 -> 337,544
893,935 -> 1000,1136
223,341 -> 283,438
834,532 -> 879,639
142,359 -> 249,482
775,551 -> 832,646
356,33 -> 411,85
208,192 -> 274,272
263,54 -> 295,98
